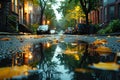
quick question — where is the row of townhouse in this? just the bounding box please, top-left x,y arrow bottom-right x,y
89,0 -> 120,27
0,0 -> 40,33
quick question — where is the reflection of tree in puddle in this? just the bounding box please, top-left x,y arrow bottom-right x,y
89,39 -> 116,62
88,39 -> 120,80
91,39 -> 112,55
38,44 -> 61,80
57,42 -> 96,80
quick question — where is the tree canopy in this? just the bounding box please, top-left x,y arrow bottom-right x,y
69,0 -> 99,25
58,0 -> 85,29
32,0 -> 56,25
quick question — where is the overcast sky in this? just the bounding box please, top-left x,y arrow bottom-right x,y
52,0 -> 64,20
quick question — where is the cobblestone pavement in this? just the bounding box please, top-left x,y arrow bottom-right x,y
0,34 -> 120,60
64,35 -> 120,53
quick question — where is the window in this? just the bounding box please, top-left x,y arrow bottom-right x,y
104,7 -> 107,22
0,3 -> 1,8
109,6 -> 115,20
119,5 -> 120,19
109,0 -> 116,4
12,0 -> 18,14
103,0 -> 108,6
103,0 -> 116,6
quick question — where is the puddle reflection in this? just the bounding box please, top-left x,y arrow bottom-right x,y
0,39 -> 120,80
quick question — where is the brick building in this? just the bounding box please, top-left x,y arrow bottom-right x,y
89,0 -> 120,26
0,0 -> 33,33
0,0 -> 19,32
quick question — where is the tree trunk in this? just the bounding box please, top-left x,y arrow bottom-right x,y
85,12 -> 89,34
40,9 -> 44,25
85,12 -> 89,25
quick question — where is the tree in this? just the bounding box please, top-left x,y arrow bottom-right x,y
33,0 -> 56,25
65,6 -> 85,24
69,0 -> 99,25
58,0 -> 84,28
44,4 -> 56,28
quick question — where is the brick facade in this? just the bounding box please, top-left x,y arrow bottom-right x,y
0,0 -> 19,32
89,0 -> 120,26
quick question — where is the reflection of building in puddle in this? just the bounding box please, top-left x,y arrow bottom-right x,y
21,42 -> 44,65
32,43 -> 43,64
20,43 -> 33,65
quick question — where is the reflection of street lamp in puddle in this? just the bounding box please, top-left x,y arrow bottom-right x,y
25,53 -> 33,59
46,42 -> 50,48
24,52 -> 33,65
71,42 -> 77,46
29,53 -> 33,59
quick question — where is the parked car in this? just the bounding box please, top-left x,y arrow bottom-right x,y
50,29 -> 56,34
37,25 -> 50,34
78,24 -> 96,34
64,27 -> 73,34
78,24 -> 87,34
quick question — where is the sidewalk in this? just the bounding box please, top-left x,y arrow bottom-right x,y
0,32 -> 31,35
0,32 -> 19,35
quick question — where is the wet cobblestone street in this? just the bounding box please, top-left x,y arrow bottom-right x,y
0,34 -> 120,80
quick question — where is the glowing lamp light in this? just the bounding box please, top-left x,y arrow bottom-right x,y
47,20 -> 50,24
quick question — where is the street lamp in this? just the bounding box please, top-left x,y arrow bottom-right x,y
47,20 -> 50,25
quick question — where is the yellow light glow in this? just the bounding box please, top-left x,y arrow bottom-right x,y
29,54 -> 33,59
29,6 -> 32,11
74,54 -> 79,60
25,54 -> 28,58
47,20 -> 50,24
93,62 -> 119,70
47,42 -> 50,48
71,43 -> 77,46
43,20 -> 45,25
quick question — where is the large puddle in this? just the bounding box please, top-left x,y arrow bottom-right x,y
0,35 -> 120,80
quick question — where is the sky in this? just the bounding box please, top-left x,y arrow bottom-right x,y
52,0 -> 64,20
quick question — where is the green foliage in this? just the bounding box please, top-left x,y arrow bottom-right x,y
108,19 -> 120,32
69,0 -> 99,25
58,0 -> 84,28
32,0 -> 56,25
97,19 -> 120,34
60,0 -> 78,16
97,29 -> 105,34
92,24 -> 101,33
31,23 -> 39,33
